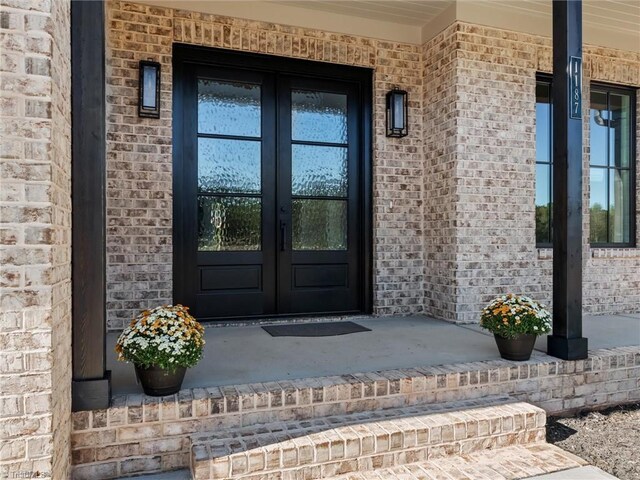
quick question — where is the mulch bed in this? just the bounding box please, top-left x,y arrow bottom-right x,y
547,402 -> 640,480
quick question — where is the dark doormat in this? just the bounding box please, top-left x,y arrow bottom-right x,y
262,321 -> 371,337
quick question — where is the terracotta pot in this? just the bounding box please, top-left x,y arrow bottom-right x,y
493,333 -> 537,361
135,364 -> 186,396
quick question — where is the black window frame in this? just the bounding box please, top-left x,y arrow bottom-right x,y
534,75 -> 637,248
535,73 -> 553,247
588,82 -> 637,248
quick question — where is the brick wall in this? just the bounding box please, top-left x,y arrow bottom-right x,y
0,0 -> 72,478
433,23 -> 640,322
103,3 -> 639,330
105,0 -> 426,330
422,25 -> 459,321
70,345 -> 640,478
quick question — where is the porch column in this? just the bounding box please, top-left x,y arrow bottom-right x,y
71,0 -> 111,410
548,0 -> 588,360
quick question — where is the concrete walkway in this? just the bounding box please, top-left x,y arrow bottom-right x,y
122,464 -> 620,480
525,466 -> 620,479
107,313 -> 640,395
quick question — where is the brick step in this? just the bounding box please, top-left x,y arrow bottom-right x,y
326,443 -> 588,480
189,396 -> 546,479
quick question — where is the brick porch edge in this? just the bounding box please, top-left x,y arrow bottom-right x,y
71,345 -> 640,479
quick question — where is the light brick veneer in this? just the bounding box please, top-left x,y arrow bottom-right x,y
104,3 -> 639,330
329,443 -> 586,480
0,0 -> 72,478
423,24 -> 460,321
105,0 -> 426,330
70,345 -> 640,478
189,398 -> 546,479
422,22 -> 640,322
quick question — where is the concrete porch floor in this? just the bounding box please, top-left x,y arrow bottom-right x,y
107,313 -> 640,395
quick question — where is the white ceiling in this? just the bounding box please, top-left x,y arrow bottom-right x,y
480,0 -> 640,38
274,0 -> 640,38
272,0 -> 454,26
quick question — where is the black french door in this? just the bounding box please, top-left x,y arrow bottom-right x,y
174,48 -> 372,321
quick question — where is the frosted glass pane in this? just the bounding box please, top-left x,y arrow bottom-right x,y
292,145 -> 347,197
198,138 -> 261,194
142,66 -> 157,109
198,196 -> 261,251
198,79 -> 260,137
292,90 -> 347,143
292,199 -> 346,250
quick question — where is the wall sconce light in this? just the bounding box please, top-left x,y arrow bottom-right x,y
138,60 -> 161,118
386,87 -> 408,138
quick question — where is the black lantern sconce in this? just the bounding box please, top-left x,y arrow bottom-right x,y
138,60 -> 161,118
385,87 -> 408,138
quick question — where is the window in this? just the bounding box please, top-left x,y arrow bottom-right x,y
535,77 -> 553,245
589,85 -> 635,246
535,79 -> 636,247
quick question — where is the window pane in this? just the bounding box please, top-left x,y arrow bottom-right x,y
198,196 -> 261,251
610,93 -> 631,168
198,138 -> 261,194
292,199 -> 347,250
292,90 -> 347,144
535,163 -> 551,244
609,169 -> 631,243
536,82 -> 551,163
589,168 -> 608,243
198,79 -> 261,137
292,144 -> 347,197
589,90 -> 608,166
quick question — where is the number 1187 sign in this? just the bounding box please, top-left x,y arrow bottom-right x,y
569,56 -> 582,119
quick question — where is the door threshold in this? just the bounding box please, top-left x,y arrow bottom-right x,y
203,313 -> 375,329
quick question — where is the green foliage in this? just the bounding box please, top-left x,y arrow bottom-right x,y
535,204 -> 551,244
589,203 -> 608,243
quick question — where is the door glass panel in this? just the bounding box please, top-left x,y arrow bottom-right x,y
292,199 -> 347,250
589,90 -> 608,167
589,168 -> 608,243
292,144 -> 347,197
292,90 -> 347,143
198,79 -> 261,137
198,138 -> 261,194
198,196 -> 261,251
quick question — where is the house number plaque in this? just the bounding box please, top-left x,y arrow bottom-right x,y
569,56 -> 582,119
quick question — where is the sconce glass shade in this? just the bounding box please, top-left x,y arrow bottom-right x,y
139,60 -> 161,118
386,88 -> 408,137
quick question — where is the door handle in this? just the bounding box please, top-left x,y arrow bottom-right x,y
280,220 -> 287,251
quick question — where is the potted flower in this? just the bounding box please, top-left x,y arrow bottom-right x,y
115,304 -> 205,396
480,294 -> 551,361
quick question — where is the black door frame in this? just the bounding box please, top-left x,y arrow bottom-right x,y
172,44 -> 374,319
